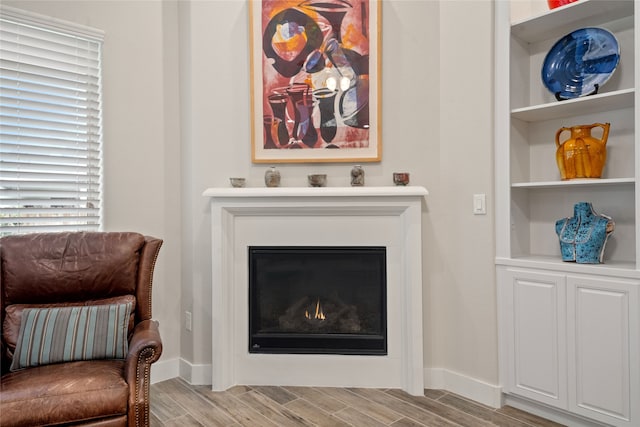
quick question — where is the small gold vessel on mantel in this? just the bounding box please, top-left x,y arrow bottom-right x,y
555,123 -> 610,180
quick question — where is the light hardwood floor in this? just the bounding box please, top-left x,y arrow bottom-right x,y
150,378 -> 565,427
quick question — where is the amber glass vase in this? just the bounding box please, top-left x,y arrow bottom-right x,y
555,123 -> 609,180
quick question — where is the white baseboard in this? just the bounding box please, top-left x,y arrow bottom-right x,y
178,358 -> 212,385
424,368 -> 503,408
151,357 -> 180,384
150,357 -> 212,385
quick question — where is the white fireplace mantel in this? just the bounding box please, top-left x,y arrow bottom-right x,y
204,186 -> 428,395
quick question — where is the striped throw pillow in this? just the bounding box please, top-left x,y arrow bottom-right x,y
10,302 -> 132,371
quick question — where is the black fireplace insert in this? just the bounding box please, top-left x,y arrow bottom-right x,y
248,246 -> 387,355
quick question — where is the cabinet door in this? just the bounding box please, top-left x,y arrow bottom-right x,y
499,268 -> 567,409
567,276 -> 639,426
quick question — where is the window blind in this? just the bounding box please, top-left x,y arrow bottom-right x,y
0,7 -> 104,236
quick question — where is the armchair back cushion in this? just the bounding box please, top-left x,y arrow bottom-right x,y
1,232 -> 143,303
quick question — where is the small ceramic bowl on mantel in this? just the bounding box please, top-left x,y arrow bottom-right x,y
393,173 -> 410,186
229,178 -> 246,188
308,174 -> 327,187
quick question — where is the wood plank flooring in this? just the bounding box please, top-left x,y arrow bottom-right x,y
150,378 -> 565,427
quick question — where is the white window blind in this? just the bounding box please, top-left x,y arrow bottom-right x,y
0,7 -> 104,236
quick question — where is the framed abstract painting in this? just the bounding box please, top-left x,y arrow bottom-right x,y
249,0 -> 381,163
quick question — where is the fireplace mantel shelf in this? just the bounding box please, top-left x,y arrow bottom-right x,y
203,186 -> 428,199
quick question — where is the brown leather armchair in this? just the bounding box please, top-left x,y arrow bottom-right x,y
0,232 -> 163,427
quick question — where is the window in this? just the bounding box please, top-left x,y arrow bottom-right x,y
0,6 -> 104,236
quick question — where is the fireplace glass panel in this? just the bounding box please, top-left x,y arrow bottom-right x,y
249,246 -> 387,355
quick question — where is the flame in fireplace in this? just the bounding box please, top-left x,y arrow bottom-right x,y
305,298 -> 326,320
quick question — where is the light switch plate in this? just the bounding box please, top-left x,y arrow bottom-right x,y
473,194 -> 486,215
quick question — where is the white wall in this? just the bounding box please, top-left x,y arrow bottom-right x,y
432,0 -> 498,394
3,0 -> 183,375
6,0 -> 500,403
180,0 -> 499,402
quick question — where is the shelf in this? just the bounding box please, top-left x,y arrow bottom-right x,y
511,88 -> 635,122
511,0 -> 633,44
496,256 -> 639,279
512,177 -> 635,189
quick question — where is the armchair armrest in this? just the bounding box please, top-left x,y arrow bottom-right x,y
124,320 -> 162,427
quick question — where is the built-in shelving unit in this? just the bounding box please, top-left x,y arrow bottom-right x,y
495,1 -> 639,426
496,0 -> 638,274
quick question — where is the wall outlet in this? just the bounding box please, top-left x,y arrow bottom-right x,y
185,311 -> 192,331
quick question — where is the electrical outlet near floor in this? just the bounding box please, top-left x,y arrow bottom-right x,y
185,311 -> 192,331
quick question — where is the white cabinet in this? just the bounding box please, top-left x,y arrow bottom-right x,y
495,2 -> 640,424
498,268 -> 639,426
498,268 -> 567,408
567,275 -> 639,425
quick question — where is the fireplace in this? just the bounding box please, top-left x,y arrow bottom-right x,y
204,186 -> 427,395
248,246 -> 387,355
